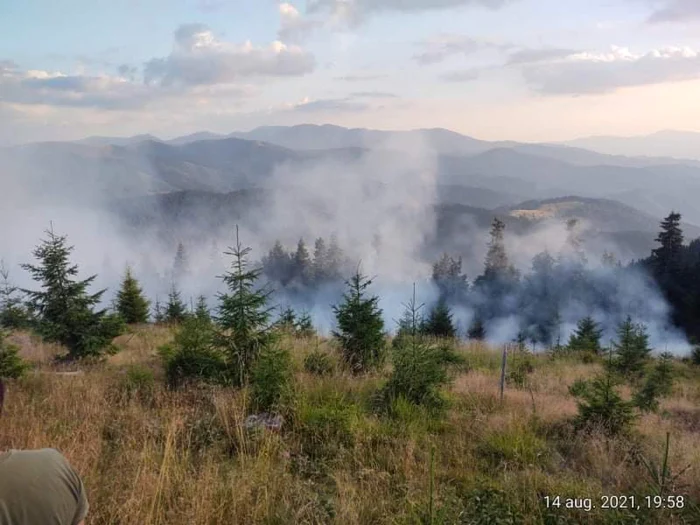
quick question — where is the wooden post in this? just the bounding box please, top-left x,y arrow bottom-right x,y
499,346 -> 507,403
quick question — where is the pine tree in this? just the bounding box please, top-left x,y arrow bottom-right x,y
172,242 -> 190,283
332,269 -> 386,374
116,266 -> 150,324
194,295 -> 211,323
483,218 -> 516,281
652,212 -> 684,276
277,306 -> 297,331
164,284 -> 188,324
21,227 -> 124,359
571,352 -> 636,436
312,237 -> 328,283
296,311 -> 315,337
216,226 -> 275,386
0,260 -> 30,330
432,253 -> 468,301
634,352 -> 675,413
327,234 -> 344,281
568,316 -> 604,354
153,296 -> 164,324
610,316 -> 652,380
382,286 -> 452,409
467,315 -> 486,340
422,298 -> 456,338
0,329 -> 29,379
292,239 -> 312,285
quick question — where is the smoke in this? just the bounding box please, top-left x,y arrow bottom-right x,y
0,133 -> 692,356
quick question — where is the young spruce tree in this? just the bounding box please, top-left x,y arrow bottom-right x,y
164,284 -> 188,324
422,298 -> 457,339
333,268 -> 386,374
21,227 -> 123,359
610,316 -> 652,381
0,329 -> 29,379
216,227 -> 275,386
0,260 -> 30,330
116,266 -> 150,324
567,316 -> 604,355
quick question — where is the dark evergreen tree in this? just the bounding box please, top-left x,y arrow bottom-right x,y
467,315 -> 486,341
432,253 -> 468,301
483,218 -> 517,281
216,227 -> 275,386
262,240 -> 293,286
312,237 -> 328,282
277,306 -> 297,331
332,269 -> 386,374
633,352 -> 675,413
153,296 -> 165,324
164,284 -> 188,324
422,299 -> 457,339
116,266 -> 150,324
292,239 -> 312,285
172,242 -> 190,283
610,316 -> 652,380
0,260 -> 30,330
194,295 -> 211,323
21,227 -> 124,359
395,283 -> 425,345
568,316 -> 604,354
296,312 -> 315,337
651,212 -> 683,276
0,329 -> 29,379
327,234 -> 344,281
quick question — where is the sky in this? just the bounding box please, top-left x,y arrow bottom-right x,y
2,0 -> 700,144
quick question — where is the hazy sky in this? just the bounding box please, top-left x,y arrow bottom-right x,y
2,0 -> 700,143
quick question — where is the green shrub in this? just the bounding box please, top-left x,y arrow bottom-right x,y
478,425 -> 549,469
633,352 -> 675,413
690,345 -> 700,366
160,317 -> 226,388
571,373 -> 636,435
506,352 -> 535,388
303,350 -> 335,376
378,335 -> 452,412
250,345 -> 293,412
0,330 -> 29,379
119,364 -> 156,403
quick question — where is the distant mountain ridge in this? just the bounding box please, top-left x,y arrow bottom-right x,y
561,130 -> 700,161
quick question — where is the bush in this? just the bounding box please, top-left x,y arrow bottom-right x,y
571,374 -> 636,435
378,335 -> 453,412
691,345 -> 700,366
477,425 -> 549,469
118,364 -> 156,404
250,345 -> 293,412
506,352 -> 535,389
160,317 -> 226,388
633,352 -> 675,413
303,350 -> 335,376
0,330 -> 29,379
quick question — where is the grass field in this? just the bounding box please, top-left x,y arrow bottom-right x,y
1,326 -> 699,524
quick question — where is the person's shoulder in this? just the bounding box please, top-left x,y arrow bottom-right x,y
10,448 -> 72,467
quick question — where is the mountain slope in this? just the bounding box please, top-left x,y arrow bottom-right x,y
562,130 -> 700,161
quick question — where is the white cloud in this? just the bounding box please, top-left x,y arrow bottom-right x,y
647,0 -> 700,23
307,0 -> 517,27
519,45 -> 700,95
278,3 -> 322,42
144,24 -> 315,87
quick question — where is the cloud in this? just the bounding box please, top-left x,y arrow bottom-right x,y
413,34 -> 512,65
0,63 -> 159,110
507,47 -> 579,65
278,2 -> 322,42
335,73 -> 388,82
440,68 -> 481,82
291,96 -> 370,112
144,24 -> 315,87
519,45 -> 700,95
307,0 -> 517,26
647,0 -> 700,23
350,91 -> 398,98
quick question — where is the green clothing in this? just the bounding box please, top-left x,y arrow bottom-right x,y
0,448 -> 88,525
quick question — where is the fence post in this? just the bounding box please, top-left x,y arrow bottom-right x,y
499,345 -> 507,403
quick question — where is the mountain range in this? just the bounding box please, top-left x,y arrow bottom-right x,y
4,124 -> 700,263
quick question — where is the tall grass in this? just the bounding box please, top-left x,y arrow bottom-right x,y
0,327 -> 698,524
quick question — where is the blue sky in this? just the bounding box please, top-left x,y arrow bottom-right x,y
2,0 -> 700,143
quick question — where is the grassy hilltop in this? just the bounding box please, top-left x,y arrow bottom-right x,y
1,326 -> 699,525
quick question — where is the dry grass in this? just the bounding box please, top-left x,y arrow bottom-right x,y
1,328 -> 699,524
